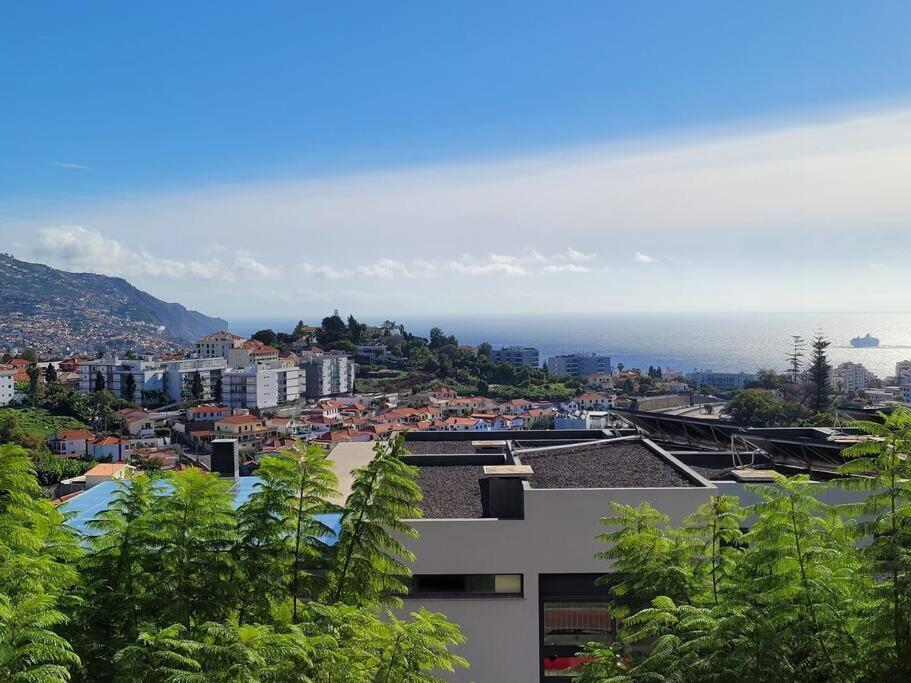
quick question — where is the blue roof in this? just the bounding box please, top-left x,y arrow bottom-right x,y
61,476 -> 342,545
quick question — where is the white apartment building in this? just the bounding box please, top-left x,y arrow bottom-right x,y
77,355 -> 166,404
831,361 -> 876,395
195,331 -> 245,359
163,358 -> 227,403
300,351 -> 355,398
77,355 -> 227,406
222,362 -> 301,410
0,368 -> 14,406
546,352 -> 611,378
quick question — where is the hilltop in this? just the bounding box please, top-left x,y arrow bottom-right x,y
0,253 -> 227,355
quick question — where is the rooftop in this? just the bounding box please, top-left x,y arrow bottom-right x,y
417,465 -> 485,519
516,441 -> 700,489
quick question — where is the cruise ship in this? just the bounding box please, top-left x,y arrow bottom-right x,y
850,333 -> 880,348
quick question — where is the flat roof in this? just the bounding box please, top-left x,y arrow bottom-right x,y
516,441 -> 699,489
405,440 -> 491,455
417,465 -> 485,519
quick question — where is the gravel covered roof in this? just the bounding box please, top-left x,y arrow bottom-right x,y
405,440 -> 489,455
417,465 -> 485,518
517,441 -> 698,489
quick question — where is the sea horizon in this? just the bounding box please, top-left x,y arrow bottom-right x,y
228,311 -> 911,379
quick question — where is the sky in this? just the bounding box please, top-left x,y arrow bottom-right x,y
2,1 -> 911,322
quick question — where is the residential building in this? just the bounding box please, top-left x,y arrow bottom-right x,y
329,433 -> 718,682
685,369 -> 755,391
77,354 -> 165,404
355,342 -> 391,363
490,346 -> 540,368
48,429 -> 95,457
84,463 -> 134,488
546,352 -> 611,378
831,361 -> 876,395
213,414 -> 278,451
222,362 -> 301,410
87,436 -> 129,462
187,404 -> 233,422
227,339 -> 280,369
0,367 -> 14,406
896,360 -> 911,385
162,358 -> 227,403
195,331 -> 245,359
300,351 -> 355,398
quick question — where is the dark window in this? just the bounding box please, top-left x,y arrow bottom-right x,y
409,573 -> 523,598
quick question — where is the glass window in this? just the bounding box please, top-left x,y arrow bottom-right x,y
409,574 -> 523,597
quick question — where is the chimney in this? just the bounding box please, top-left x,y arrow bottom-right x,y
480,465 -> 532,520
211,439 -> 239,480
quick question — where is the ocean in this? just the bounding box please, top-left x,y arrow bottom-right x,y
230,312 -> 911,380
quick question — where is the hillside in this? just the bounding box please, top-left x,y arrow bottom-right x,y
0,253 -> 227,355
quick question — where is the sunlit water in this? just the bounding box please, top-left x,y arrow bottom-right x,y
232,312 -> 911,380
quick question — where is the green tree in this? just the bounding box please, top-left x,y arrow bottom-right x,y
94,371 -> 106,392
839,406 -> 911,677
330,436 -> 422,606
0,444 -> 81,682
122,372 -> 137,403
45,362 -> 58,383
808,330 -> 832,414
726,388 -> 787,427
189,371 -> 204,402
211,374 -> 223,404
143,469 -> 237,629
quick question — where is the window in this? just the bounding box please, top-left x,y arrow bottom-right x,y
408,573 -> 523,598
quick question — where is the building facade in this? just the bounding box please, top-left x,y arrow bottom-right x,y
195,331 -> 245,359
300,352 -> 355,398
685,369 -> 755,391
546,352 -> 611,378
222,362 -> 301,410
0,368 -> 14,406
831,361 -> 876,395
490,346 -> 540,368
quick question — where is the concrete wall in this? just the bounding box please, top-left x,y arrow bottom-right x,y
402,484 -> 716,682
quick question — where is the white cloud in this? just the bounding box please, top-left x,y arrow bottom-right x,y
564,248 -> 597,262
11,105 -> 911,314
34,225 -> 273,282
52,161 -> 90,170
449,254 -> 529,276
543,263 -> 591,273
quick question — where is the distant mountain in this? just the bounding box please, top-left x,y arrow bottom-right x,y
0,253 -> 228,355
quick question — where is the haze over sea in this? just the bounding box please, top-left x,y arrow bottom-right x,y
231,312 -> 911,380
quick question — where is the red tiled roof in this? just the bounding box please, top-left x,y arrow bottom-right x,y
199,331 -> 244,341
55,429 -> 95,441
216,415 -> 262,425
188,404 -> 230,414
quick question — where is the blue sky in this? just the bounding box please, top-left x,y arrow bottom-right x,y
2,2 -> 911,318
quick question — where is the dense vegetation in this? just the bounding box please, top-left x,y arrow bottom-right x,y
580,406 -> 911,682
256,311 -> 595,400
0,436 -> 467,681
